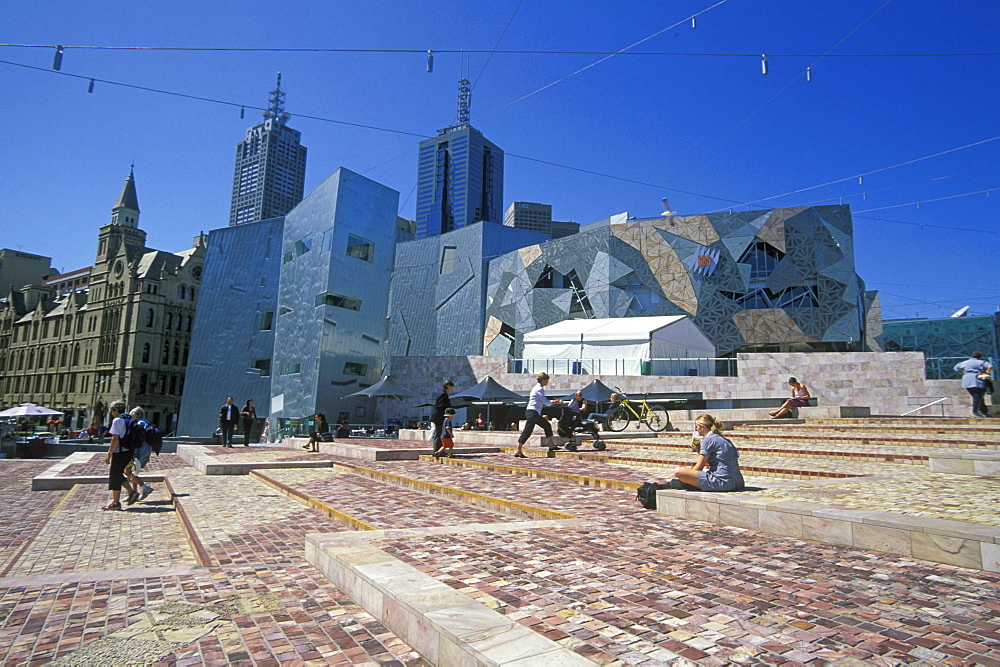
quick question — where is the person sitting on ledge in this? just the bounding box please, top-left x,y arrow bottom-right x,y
671,414 -> 745,492
769,377 -> 811,419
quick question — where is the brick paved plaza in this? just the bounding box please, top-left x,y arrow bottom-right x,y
1,419 -> 999,665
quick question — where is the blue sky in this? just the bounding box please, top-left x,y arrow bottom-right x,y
2,0 -> 998,320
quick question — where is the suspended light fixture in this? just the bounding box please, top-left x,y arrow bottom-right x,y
240,105 -> 245,119
691,16 -> 697,28
52,45 -> 64,70
426,50 -> 434,73
761,54 -> 768,75
858,175 -> 864,185
806,67 -> 812,82
87,78 -> 94,93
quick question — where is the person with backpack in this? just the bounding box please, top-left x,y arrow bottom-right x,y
123,406 -> 156,505
101,400 -> 137,511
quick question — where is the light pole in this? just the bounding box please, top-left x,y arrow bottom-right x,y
90,374 -> 127,445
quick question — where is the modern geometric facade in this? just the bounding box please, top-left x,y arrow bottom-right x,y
177,216 -> 284,438
387,222 -> 548,358
415,80 -> 503,239
482,205 -> 881,357
181,167 -> 408,436
0,170 -> 206,432
269,168 -> 405,429
883,312 -> 1000,379
229,74 -> 307,226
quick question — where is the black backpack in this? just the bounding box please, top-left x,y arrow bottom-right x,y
636,482 -> 670,509
118,415 -> 143,451
139,419 -> 164,455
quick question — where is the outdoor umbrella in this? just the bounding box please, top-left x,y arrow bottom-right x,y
563,379 -> 618,403
343,375 -> 421,429
0,403 -> 64,417
451,376 -> 525,427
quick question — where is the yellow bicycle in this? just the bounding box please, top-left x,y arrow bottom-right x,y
605,389 -> 670,432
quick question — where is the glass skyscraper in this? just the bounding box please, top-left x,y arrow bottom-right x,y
415,81 -> 503,238
229,74 -> 308,226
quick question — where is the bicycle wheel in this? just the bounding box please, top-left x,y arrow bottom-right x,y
606,405 -> 631,432
644,404 -> 670,432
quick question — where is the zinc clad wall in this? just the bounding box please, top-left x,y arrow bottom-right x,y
270,167 -> 400,427
178,217 -> 283,437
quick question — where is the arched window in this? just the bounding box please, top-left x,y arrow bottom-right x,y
162,342 -> 170,364
179,285 -> 186,300
166,313 -> 172,329
172,344 -> 180,366
60,347 -> 68,366
186,316 -> 192,332
142,343 -> 150,363
146,309 -> 154,327
72,344 -> 80,365
182,345 -> 189,366
189,288 -> 196,301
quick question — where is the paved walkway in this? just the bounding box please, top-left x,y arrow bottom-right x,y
0,418 -> 998,665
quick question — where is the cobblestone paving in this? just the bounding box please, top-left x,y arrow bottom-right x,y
6,483 -> 194,576
378,514 -> 1000,664
57,452 -> 191,476
0,565 -> 424,665
165,469 -> 355,566
263,468 -> 516,529
0,461 -> 65,576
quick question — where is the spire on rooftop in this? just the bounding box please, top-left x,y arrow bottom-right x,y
263,72 -> 291,127
113,166 -> 140,213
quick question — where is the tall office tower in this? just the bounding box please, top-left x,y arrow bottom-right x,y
229,73 -> 308,226
415,79 -> 504,238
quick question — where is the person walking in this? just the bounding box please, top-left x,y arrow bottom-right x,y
514,373 -> 562,458
124,406 -> 155,504
433,408 -> 457,458
955,351 -> 994,418
241,399 -> 257,447
430,380 -> 455,453
219,397 -> 240,447
101,400 -> 136,510
671,414 -> 745,492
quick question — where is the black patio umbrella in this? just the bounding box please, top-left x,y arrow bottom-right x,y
563,379 -> 617,403
344,375 -> 421,429
451,376 -> 525,427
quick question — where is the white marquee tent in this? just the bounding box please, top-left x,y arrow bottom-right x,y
522,316 -> 716,375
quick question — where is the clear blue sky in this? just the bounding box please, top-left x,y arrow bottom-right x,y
2,0 -> 998,320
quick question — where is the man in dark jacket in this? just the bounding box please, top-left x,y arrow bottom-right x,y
430,380 -> 454,453
219,397 -> 240,447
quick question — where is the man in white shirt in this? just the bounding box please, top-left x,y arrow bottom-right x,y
514,373 -> 562,458
102,400 -> 136,511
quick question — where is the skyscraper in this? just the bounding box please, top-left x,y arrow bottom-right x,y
415,79 -> 504,238
229,74 -> 308,226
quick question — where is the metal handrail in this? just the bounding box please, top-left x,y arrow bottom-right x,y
901,397 -> 948,417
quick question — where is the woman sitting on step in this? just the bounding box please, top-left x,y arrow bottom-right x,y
769,377 -> 811,419
671,414 -> 745,492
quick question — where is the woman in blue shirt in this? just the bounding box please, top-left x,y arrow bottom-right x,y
955,351 -> 994,418
672,414 -> 745,491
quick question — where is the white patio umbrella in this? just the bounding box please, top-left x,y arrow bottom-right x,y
0,403 -> 64,417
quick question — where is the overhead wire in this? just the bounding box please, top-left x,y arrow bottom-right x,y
3,42 -> 997,58
471,0 -> 524,90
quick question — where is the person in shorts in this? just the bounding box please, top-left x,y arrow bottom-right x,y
433,409 -> 456,458
123,406 -> 155,504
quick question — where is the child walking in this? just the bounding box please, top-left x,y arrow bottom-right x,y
434,409 -> 456,458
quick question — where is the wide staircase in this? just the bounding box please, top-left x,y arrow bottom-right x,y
24,417 -> 1000,665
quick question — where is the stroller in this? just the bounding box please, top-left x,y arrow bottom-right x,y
555,407 -> 607,452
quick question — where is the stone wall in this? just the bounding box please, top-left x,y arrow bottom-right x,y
387,351 -> 985,419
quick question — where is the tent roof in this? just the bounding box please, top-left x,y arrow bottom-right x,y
523,316 -> 690,343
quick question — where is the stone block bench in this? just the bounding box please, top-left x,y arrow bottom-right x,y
654,487 -> 1000,572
